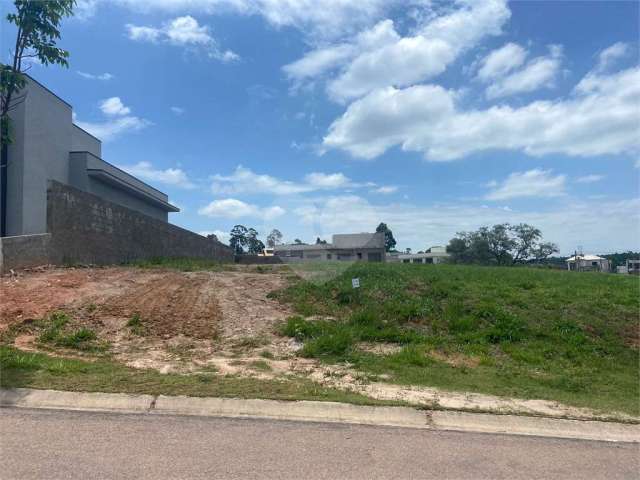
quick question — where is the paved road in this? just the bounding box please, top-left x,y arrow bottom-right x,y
1,408 -> 638,479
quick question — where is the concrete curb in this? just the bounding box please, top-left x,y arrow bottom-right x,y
0,388 -> 154,413
2,388 -> 638,443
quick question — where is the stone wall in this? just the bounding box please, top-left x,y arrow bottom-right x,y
0,233 -> 51,273
46,181 -> 233,266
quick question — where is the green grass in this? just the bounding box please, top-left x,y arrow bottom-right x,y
37,312 -> 106,352
126,313 -> 146,336
273,263 -> 640,415
0,346 -> 399,406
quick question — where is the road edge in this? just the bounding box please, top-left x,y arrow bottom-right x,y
1,388 -> 638,443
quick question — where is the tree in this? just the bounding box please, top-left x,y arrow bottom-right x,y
447,223 -> 557,266
206,233 -> 219,242
229,225 -> 248,254
266,229 -> 283,248
510,224 -> 542,264
532,242 -> 560,263
294,238 -> 303,245
404,247 -> 412,254
315,237 -> 327,244
1,0 -> 75,237
246,228 -> 265,255
481,224 -> 515,266
376,222 -> 397,252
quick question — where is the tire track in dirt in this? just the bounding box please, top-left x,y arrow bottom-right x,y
210,272 -> 292,340
97,272 -> 221,339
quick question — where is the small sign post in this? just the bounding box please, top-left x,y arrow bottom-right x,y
352,278 -> 360,289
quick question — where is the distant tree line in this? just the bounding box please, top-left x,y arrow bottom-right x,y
446,223 -> 558,266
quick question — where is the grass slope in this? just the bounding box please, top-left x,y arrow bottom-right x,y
273,263 -> 640,415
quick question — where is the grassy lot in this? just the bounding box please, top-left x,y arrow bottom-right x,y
0,346 -> 399,406
272,263 -> 640,415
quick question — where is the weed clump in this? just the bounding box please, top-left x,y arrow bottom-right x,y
37,312 -> 105,352
127,313 -> 145,336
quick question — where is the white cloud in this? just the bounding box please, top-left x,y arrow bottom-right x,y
74,116 -> 151,142
323,66 -> 640,161
117,161 -> 196,189
126,24 -> 162,42
164,15 -> 211,45
198,198 -> 285,220
99,97 -> 131,116
287,0 -> 510,102
211,166 -> 365,195
77,71 -> 114,81
170,106 -> 185,115
283,44 -> 356,81
289,194 -> 640,254
575,174 -> 605,184
371,185 -> 398,194
476,43 -> 527,81
111,0 -> 395,41
126,16 -> 239,62
596,42 -> 629,72
74,0 -> 100,20
303,172 -> 351,189
485,45 -> 562,99
485,169 -> 566,200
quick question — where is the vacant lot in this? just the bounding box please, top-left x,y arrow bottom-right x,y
273,263 -> 640,416
1,261 -> 638,418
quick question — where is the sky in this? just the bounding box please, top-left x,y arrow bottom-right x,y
2,0 -> 639,254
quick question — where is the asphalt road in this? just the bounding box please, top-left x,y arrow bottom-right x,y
1,408 -> 638,479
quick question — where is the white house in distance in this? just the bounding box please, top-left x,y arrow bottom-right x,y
393,246 -> 450,264
566,254 -> 610,272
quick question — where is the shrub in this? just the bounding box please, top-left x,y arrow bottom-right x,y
126,313 -> 145,335
280,316 -> 328,340
301,330 -> 354,358
486,310 -> 527,343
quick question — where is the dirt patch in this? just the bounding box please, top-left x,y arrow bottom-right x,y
0,267 -> 131,331
356,342 -> 403,355
428,350 -> 481,368
92,271 -> 222,339
3,265 -> 298,375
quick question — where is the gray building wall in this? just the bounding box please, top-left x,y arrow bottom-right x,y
4,77 -> 176,236
69,152 -> 171,221
4,88 -> 26,236
20,78 -> 73,235
71,124 -> 101,157
5,78 -> 73,235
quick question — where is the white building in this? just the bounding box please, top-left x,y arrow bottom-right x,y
626,259 -> 640,275
394,246 -> 450,265
566,254 -> 610,272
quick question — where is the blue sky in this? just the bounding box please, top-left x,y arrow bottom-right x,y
2,0 -> 639,253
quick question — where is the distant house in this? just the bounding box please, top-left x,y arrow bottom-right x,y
392,246 -> 450,265
626,259 -> 640,275
274,233 -> 385,262
566,254 -> 610,272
